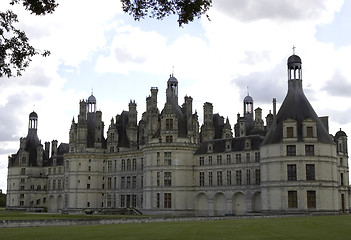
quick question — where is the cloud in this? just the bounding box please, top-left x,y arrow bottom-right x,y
232,60 -> 287,104
213,0 -> 343,23
0,93 -> 33,141
322,70 -> 351,97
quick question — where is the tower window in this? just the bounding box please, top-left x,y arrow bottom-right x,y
287,127 -> 294,138
307,191 -> 316,208
306,164 -> 315,181
306,126 -> 313,138
288,191 -> 298,208
164,152 -> 172,165
164,172 -> 172,186
305,145 -> 314,156
287,164 -> 297,181
287,145 -> 296,156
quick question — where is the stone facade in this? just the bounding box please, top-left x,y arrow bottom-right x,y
7,55 -> 350,216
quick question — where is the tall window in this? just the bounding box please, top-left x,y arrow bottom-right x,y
287,145 -> 296,156
226,154 -> 231,164
132,158 -> 137,170
236,170 -> 242,185
121,195 -> 125,208
156,193 -> 160,208
307,190 -> 316,208
157,172 -> 160,186
107,177 -> 112,189
199,157 -> 204,166
126,176 -> 131,188
306,164 -> 315,181
164,152 -> 172,165
166,119 -> 173,130
121,177 -> 125,189
164,172 -> 172,186
236,154 -> 241,164
209,172 -> 213,186
287,127 -> 294,138
305,145 -> 314,156
132,176 -> 136,188
216,171 -> 223,186
217,155 -> 222,165
255,152 -> 260,162
127,159 -> 131,171
199,172 -> 205,186
287,164 -> 297,181
246,170 -> 251,185
132,195 -> 137,208
227,171 -> 232,185
156,152 -> 160,165
121,159 -> 126,171
340,173 -> 344,186
107,161 -> 112,172
255,169 -> 261,185
288,191 -> 298,208
208,156 -> 213,165
246,153 -> 250,162
164,193 -> 172,208
306,126 -> 313,138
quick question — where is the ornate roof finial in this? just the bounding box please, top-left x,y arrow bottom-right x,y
172,66 -> 174,77
292,45 -> 296,55
247,86 -> 249,96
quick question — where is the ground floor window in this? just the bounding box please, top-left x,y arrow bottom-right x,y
307,190 -> 316,208
164,193 -> 172,208
288,191 -> 298,208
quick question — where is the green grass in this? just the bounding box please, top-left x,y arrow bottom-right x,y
1,215 -> 351,240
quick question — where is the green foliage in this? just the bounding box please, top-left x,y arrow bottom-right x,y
1,215 -> 351,240
0,0 -> 57,77
121,0 -> 212,26
0,193 -> 6,207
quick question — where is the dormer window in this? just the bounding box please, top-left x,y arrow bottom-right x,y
287,127 -> 293,138
303,119 -> 317,139
283,119 -> 297,140
208,143 -> 213,153
166,118 -> 173,131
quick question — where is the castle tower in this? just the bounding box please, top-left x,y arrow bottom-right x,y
260,53 -> 344,214
201,102 -> 215,141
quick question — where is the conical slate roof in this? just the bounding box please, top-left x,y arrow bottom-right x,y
262,55 -> 334,145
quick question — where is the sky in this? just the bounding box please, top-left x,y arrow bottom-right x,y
1,0 -> 351,193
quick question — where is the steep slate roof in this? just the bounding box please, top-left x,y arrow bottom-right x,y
262,55 -> 334,145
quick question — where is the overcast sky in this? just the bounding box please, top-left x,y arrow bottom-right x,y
1,0 -> 351,192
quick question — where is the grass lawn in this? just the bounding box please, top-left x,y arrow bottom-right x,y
0,215 -> 351,240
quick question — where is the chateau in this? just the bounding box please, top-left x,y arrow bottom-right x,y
7,54 -> 350,215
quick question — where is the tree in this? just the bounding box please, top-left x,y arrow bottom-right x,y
1,0 -> 211,78
121,0 -> 212,26
0,0 -> 58,77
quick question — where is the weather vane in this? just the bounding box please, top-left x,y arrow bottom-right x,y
292,45 -> 296,55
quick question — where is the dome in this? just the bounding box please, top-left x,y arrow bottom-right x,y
88,94 -> 96,103
29,111 -> 38,118
244,95 -> 253,102
335,129 -> 347,138
168,74 -> 178,84
287,54 -> 302,64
